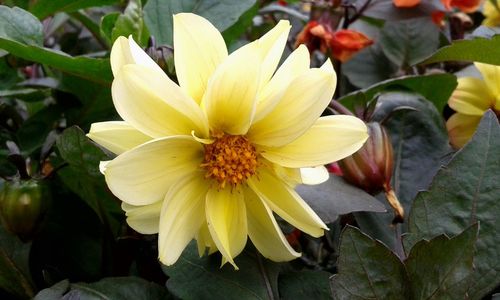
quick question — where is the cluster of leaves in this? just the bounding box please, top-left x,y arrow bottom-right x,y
0,0 -> 499,299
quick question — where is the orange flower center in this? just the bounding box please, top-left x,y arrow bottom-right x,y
201,134 -> 258,188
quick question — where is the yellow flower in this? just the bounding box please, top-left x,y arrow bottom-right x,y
447,62 -> 500,148
87,13 -> 368,268
483,0 -> 500,27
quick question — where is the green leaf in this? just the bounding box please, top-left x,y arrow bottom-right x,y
296,176 -> 386,224
330,226 -> 409,299
379,17 -> 440,67
355,92 -> 452,248
143,0 -> 256,46
16,105 -> 63,154
0,6 -> 112,85
405,225 -> 478,300
421,34 -> 500,65
56,126 -> 122,233
100,12 -> 120,44
112,0 -> 149,46
278,270 -> 332,300
30,0 -> 119,20
0,6 -> 42,46
338,73 -> 457,114
163,242 -> 281,300
359,0 -> 441,21
34,277 -> 171,299
405,111 -> 500,299
0,223 -> 35,299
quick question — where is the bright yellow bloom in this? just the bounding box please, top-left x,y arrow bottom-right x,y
87,13 -> 368,268
483,0 -> 500,27
447,62 -> 500,148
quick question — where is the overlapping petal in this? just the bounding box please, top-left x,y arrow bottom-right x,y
173,13 -> 228,104
87,121 -> 152,155
110,36 -> 164,76
112,64 -> 208,138
260,115 -> 368,168
244,187 -> 300,261
248,167 -> 327,237
249,60 -> 337,147
446,113 -> 482,148
202,42 -> 261,135
121,201 -> 162,234
475,62 -> 500,99
196,222 -> 218,257
206,187 -> 248,269
103,136 -> 203,206
158,173 -> 210,265
449,77 -> 495,115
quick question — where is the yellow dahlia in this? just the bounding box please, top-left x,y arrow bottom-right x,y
483,0 -> 500,27
87,13 -> 368,268
447,62 -> 500,148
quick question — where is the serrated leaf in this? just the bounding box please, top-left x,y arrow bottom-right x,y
330,226 -> 408,300
296,176 -> 386,224
405,111 -> 500,299
30,0 -> 119,20
379,17 -> 440,67
405,225 -> 478,300
34,277 -> 171,300
421,34 -> 500,65
0,223 -> 35,299
143,0 -> 256,46
354,92 -> 452,248
338,74 -> 457,114
278,270 -> 332,300
163,242 -> 280,300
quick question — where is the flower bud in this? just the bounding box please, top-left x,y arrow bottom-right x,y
0,179 -> 50,239
338,122 -> 404,223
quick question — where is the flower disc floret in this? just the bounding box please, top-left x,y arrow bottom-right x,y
202,134 -> 258,188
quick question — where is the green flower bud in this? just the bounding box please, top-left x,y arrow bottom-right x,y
0,179 -> 50,238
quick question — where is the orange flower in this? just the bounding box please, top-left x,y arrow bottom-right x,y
441,0 -> 480,13
393,0 -> 420,8
295,22 -> 373,62
330,30 -> 374,62
431,11 -> 446,27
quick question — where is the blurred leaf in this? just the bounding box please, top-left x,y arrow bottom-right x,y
16,105 -> 63,154
143,0 -> 256,46
421,34 -> 500,65
330,226 -> 408,299
0,88 -> 50,102
296,176 -> 386,224
0,223 -> 35,299
379,17 -> 440,67
100,12 -> 120,44
163,242 -> 281,299
279,270 -> 332,300
359,0 -> 443,21
338,74 -> 457,114
343,44 -> 398,88
112,0 -> 149,46
222,3 -> 258,46
56,126 -> 122,233
0,6 -> 43,46
0,58 -> 20,90
30,0 -> 119,20
355,92 -> 451,248
405,111 -> 500,299
35,277 -> 171,300
405,225 -> 478,300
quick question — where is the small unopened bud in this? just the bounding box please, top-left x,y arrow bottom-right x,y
338,122 -> 404,223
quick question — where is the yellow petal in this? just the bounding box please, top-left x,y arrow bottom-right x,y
104,136 -> 203,206
248,167 -> 327,237
206,187 -> 248,269
260,115 -> 368,168
475,62 -> 500,98
110,36 -> 164,76
158,173 -> 209,265
196,222 -> 218,257
112,64 -> 209,138
202,43 -> 261,135
244,187 -> 301,261
446,113 -> 482,148
300,166 -> 329,185
121,201 -> 162,234
254,45 -> 310,123
87,121 -> 152,155
173,13 -> 228,104
483,1 -> 500,27
256,20 -> 291,89
449,77 -> 495,115
249,60 -> 337,147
